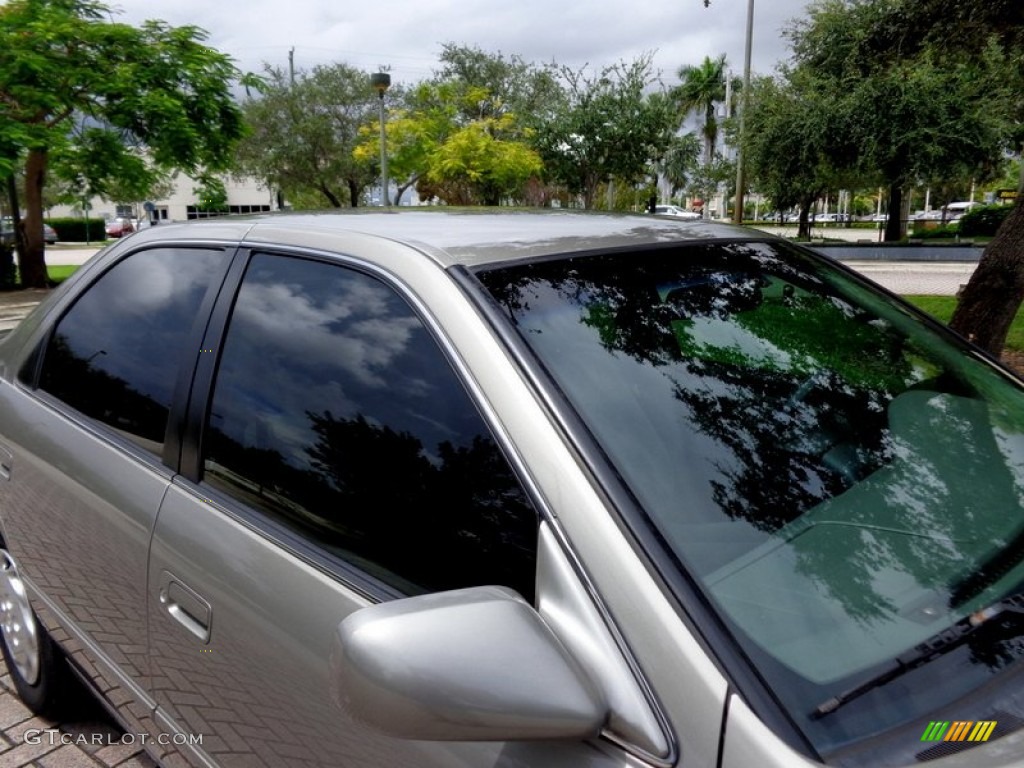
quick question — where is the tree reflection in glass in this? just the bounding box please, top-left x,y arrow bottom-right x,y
202,254 -> 537,600
478,241 -> 1024,692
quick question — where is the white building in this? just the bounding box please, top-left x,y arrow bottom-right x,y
50,171 -> 276,224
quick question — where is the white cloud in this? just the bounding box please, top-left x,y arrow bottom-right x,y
107,0 -> 810,88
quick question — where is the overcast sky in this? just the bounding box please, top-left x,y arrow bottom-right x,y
107,0 -> 813,89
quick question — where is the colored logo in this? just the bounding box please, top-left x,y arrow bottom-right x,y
921,721 -> 997,743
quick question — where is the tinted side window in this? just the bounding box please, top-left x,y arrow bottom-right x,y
203,254 -> 537,598
39,248 -> 228,454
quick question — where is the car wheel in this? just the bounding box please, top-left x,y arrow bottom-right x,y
0,548 -> 79,718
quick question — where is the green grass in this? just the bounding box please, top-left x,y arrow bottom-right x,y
904,295 -> 1024,353
47,264 -> 79,284
903,295 -> 956,323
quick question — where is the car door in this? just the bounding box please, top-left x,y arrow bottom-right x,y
145,250 -> 581,767
0,246 -> 233,734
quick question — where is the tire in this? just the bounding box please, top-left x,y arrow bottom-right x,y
0,548 -> 81,719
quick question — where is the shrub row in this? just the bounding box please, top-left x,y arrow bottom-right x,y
957,204 -> 1013,237
910,224 -> 960,239
47,217 -> 107,242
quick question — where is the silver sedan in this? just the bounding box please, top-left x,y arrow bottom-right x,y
0,210 -> 1022,768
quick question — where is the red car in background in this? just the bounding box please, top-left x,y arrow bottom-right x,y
105,218 -> 135,238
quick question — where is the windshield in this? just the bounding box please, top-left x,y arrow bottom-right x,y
474,240 -> 1024,759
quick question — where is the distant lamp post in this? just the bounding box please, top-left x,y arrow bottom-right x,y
370,71 -> 391,207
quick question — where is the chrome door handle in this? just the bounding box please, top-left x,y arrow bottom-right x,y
0,445 -> 12,481
158,570 -> 212,643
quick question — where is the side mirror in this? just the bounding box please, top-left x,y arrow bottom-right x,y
331,586 -> 607,742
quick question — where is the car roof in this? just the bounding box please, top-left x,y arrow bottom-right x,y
124,209 -> 759,268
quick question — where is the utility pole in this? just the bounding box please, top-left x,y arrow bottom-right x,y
733,0 -> 755,225
700,0 -> 755,225
288,47 -> 295,85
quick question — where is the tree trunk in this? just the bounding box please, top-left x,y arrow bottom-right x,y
1,176 -> 18,290
396,178 -> 418,206
19,149 -> 49,289
582,179 -> 596,210
883,183 -> 905,243
319,184 -> 343,208
797,195 -> 814,239
347,179 -> 360,208
949,200 -> 1024,356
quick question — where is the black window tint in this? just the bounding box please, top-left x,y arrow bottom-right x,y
39,248 -> 228,454
203,254 -> 537,598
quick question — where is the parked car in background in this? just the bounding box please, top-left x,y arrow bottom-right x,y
945,201 -> 981,221
652,204 -> 701,220
1,211 -> 1024,768
0,218 -> 58,246
811,212 -> 851,224
104,217 -> 135,238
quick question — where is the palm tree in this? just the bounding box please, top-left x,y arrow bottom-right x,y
660,132 -> 702,201
673,55 -> 729,166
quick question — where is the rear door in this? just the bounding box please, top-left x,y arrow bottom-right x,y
0,246 -> 232,733
145,250 -> 547,766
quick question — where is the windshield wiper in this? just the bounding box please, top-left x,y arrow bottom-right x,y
811,592 -> 1024,719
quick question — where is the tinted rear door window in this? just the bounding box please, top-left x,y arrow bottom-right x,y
38,248 -> 228,455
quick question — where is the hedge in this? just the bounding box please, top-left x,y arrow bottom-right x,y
958,204 -> 1013,237
47,217 -> 107,242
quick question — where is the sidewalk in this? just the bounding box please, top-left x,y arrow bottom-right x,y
45,246 -> 104,267
0,247 -> 103,334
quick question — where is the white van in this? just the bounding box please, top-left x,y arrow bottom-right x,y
945,201 -> 981,220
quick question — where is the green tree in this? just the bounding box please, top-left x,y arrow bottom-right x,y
742,73 -> 849,237
235,63 -> 378,208
423,113 -> 543,205
435,43 -> 564,125
45,125 -> 177,215
0,0 -> 247,287
192,176 -> 229,214
788,1 -> 1013,244
659,133 -> 702,203
429,45 -> 564,204
353,83 -> 442,205
533,55 -> 677,209
787,0 -> 1023,355
673,55 -> 731,166
353,82 -> 542,205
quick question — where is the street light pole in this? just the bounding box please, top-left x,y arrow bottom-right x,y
370,72 -> 391,207
733,0 -> 755,225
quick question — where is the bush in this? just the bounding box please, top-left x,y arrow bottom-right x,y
958,204 -> 1013,237
47,217 -> 107,242
0,242 -> 15,290
911,223 -> 959,239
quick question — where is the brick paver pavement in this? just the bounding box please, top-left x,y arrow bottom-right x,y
0,671 -> 158,768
